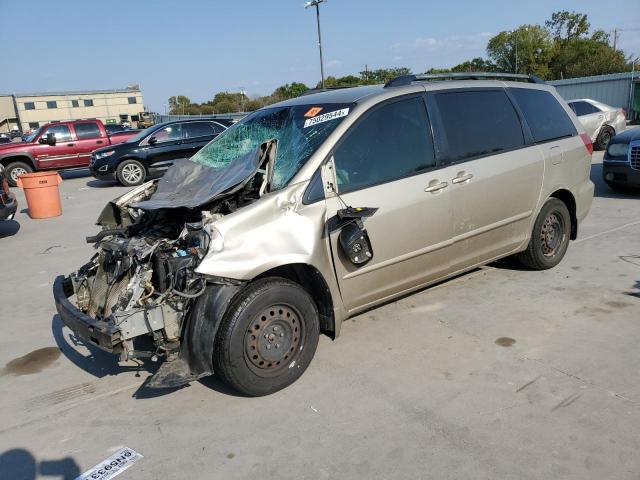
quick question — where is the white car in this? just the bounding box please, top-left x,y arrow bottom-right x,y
567,98 -> 626,150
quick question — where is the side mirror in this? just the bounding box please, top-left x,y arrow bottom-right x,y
39,133 -> 56,146
336,207 -> 378,266
148,136 -> 158,145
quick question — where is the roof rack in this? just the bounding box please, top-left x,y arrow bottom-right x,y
384,72 -> 545,88
299,85 -> 362,96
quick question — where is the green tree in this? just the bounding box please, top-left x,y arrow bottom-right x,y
273,82 -> 309,99
545,11 -> 590,40
487,25 -> 553,78
451,58 -> 497,72
168,95 -> 192,114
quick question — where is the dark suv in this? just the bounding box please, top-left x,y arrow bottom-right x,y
90,119 -> 231,186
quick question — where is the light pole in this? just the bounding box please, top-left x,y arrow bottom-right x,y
305,0 -> 326,89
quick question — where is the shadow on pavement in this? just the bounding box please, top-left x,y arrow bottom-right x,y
86,179 -> 119,188
0,219 -> 20,238
0,448 -> 80,480
51,314 -> 158,379
59,169 -> 91,181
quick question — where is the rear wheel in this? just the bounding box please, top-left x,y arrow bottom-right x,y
517,198 -> 571,270
595,127 -> 613,151
116,159 -> 146,187
5,161 -> 33,187
213,277 -> 320,396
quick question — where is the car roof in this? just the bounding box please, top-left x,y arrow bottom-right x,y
270,85 -> 385,108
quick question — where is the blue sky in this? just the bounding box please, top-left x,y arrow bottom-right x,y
1,0 -> 639,111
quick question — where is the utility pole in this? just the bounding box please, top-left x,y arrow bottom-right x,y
305,0 -> 326,89
613,28 -> 619,50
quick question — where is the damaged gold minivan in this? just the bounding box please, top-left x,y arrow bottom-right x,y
54,73 -> 594,396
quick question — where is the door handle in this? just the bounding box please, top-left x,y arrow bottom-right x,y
424,181 -> 448,193
96,140 -> 104,144
67,143 -> 75,147
452,172 -> 473,184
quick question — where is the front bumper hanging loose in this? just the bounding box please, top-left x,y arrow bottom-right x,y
53,275 -> 123,354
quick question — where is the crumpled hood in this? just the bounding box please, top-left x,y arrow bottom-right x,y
131,145 -> 263,211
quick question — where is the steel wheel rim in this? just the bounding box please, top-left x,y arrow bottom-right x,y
122,163 -> 143,183
244,304 -> 304,377
540,212 -> 564,257
10,167 -> 27,182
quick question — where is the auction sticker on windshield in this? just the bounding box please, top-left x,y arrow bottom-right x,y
75,447 -> 143,480
304,108 -> 349,128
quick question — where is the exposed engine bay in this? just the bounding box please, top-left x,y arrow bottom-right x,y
64,141 -> 276,368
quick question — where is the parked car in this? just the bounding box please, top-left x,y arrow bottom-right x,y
0,165 -> 17,221
0,120 -> 138,187
54,73 -> 594,396
567,98 -> 626,150
89,119 -> 229,186
602,127 -> 640,190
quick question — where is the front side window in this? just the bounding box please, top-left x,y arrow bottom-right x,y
510,88 -> 577,143
150,124 -> 182,143
184,122 -> 216,138
46,101 -> 57,109
432,90 -> 524,164
75,122 -> 101,139
191,103 -> 352,190
24,102 -> 35,110
333,96 -> 435,193
43,124 -> 72,142
83,99 -> 94,107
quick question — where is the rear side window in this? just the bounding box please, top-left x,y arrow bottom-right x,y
75,122 -> 101,139
184,122 -> 217,138
334,96 -> 435,193
431,90 -> 524,164
569,101 -> 600,116
510,88 -> 577,143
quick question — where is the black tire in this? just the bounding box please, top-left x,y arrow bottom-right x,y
213,277 -> 320,396
595,127 -> 613,151
517,198 -> 571,270
5,161 -> 33,187
116,159 -> 146,187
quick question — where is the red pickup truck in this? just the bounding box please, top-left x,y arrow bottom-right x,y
0,120 -> 138,186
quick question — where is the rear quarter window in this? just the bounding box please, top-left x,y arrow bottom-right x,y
510,88 -> 577,143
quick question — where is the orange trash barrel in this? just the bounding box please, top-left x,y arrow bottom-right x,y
17,172 -> 63,219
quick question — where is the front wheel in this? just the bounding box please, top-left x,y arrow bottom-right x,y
213,277 -> 320,396
517,198 -> 571,270
116,159 -> 146,187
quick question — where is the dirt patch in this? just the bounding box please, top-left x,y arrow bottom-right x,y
2,347 -> 61,376
495,337 -> 516,347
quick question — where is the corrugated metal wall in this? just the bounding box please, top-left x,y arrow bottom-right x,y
548,73 -> 637,110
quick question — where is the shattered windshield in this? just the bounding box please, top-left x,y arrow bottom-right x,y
190,103 -> 353,190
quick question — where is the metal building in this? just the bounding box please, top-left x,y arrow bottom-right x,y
548,72 -> 639,121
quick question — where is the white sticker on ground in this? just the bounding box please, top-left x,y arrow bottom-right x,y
75,447 -> 143,480
303,108 -> 349,128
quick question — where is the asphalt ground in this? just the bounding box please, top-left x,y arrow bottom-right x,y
1,151 -> 639,479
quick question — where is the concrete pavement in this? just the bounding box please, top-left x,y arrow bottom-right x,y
1,153 -> 639,479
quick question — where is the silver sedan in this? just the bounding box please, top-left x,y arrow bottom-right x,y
567,98 -> 626,150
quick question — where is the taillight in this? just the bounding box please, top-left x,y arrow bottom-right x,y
580,133 -> 593,155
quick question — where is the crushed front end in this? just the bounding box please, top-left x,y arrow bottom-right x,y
53,141 -> 276,386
